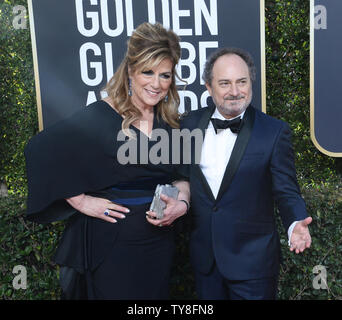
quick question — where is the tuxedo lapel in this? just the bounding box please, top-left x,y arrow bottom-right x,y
192,104 -> 216,203
215,105 -> 256,203
197,104 -> 215,136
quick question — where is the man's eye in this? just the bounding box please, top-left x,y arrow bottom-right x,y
219,82 -> 229,87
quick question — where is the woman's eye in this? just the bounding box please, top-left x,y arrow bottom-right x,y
142,70 -> 153,76
161,73 -> 171,79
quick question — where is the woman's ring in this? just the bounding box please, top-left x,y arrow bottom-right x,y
104,209 -> 110,216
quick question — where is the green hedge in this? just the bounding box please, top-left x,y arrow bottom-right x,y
266,0 -> 342,299
1,0 -> 342,299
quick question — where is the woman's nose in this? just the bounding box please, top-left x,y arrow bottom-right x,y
151,75 -> 160,88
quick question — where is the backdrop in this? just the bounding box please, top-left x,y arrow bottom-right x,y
312,0 -> 342,156
28,0 -> 265,129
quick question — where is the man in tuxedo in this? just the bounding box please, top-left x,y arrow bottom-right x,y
181,47 -> 312,300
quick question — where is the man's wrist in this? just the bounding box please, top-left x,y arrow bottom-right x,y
288,220 -> 299,246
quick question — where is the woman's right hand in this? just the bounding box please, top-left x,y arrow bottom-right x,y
66,193 -> 129,223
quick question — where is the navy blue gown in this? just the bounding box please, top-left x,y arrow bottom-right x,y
24,100 -> 185,299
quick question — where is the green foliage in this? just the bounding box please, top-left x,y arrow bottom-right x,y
0,195 -> 63,299
0,0 -> 38,196
266,0 -> 342,299
276,180 -> 342,299
1,0 -> 341,300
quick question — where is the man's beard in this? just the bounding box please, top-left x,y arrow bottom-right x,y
217,94 -> 252,118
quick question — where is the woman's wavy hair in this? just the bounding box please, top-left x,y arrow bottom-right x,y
105,22 -> 182,137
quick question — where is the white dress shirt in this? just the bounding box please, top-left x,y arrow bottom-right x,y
199,108 -> 297,245
200,108 -> 245,199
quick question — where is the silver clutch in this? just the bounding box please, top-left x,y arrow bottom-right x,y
149,184 -> 179,219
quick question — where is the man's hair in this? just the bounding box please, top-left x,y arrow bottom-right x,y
202,47 -> 256,85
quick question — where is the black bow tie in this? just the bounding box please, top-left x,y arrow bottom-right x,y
211,117 -> 242,134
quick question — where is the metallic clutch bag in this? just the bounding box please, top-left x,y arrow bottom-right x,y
149,184 -> 179,219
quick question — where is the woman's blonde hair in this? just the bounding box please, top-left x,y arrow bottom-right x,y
105,22 -> 182,136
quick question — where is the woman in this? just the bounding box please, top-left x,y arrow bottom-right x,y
24,22 -> 190,299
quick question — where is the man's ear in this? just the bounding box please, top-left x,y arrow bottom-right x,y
205,82 -> 212,96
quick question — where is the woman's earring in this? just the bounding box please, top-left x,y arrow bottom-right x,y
164,95 -> 168,102
128,78 -> 132,96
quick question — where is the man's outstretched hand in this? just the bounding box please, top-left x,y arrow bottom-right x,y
290,217 -> 312,254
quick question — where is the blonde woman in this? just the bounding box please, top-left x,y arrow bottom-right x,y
25,22 -> 190,299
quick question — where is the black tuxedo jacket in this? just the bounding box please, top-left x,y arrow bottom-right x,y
181,104 -> 308,280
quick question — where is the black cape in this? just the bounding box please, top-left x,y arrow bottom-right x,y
24,101 -> 185,298
25,100 -> 183,223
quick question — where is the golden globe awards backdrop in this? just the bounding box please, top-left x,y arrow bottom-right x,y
28,0 -> 266,130
311,0 -> 342,157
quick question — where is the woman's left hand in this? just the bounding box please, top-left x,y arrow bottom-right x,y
146,193 -> 187,227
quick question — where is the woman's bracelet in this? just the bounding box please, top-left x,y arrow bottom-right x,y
179,199 -> 190,213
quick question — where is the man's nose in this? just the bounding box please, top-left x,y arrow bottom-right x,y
229,83 -> 239,96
